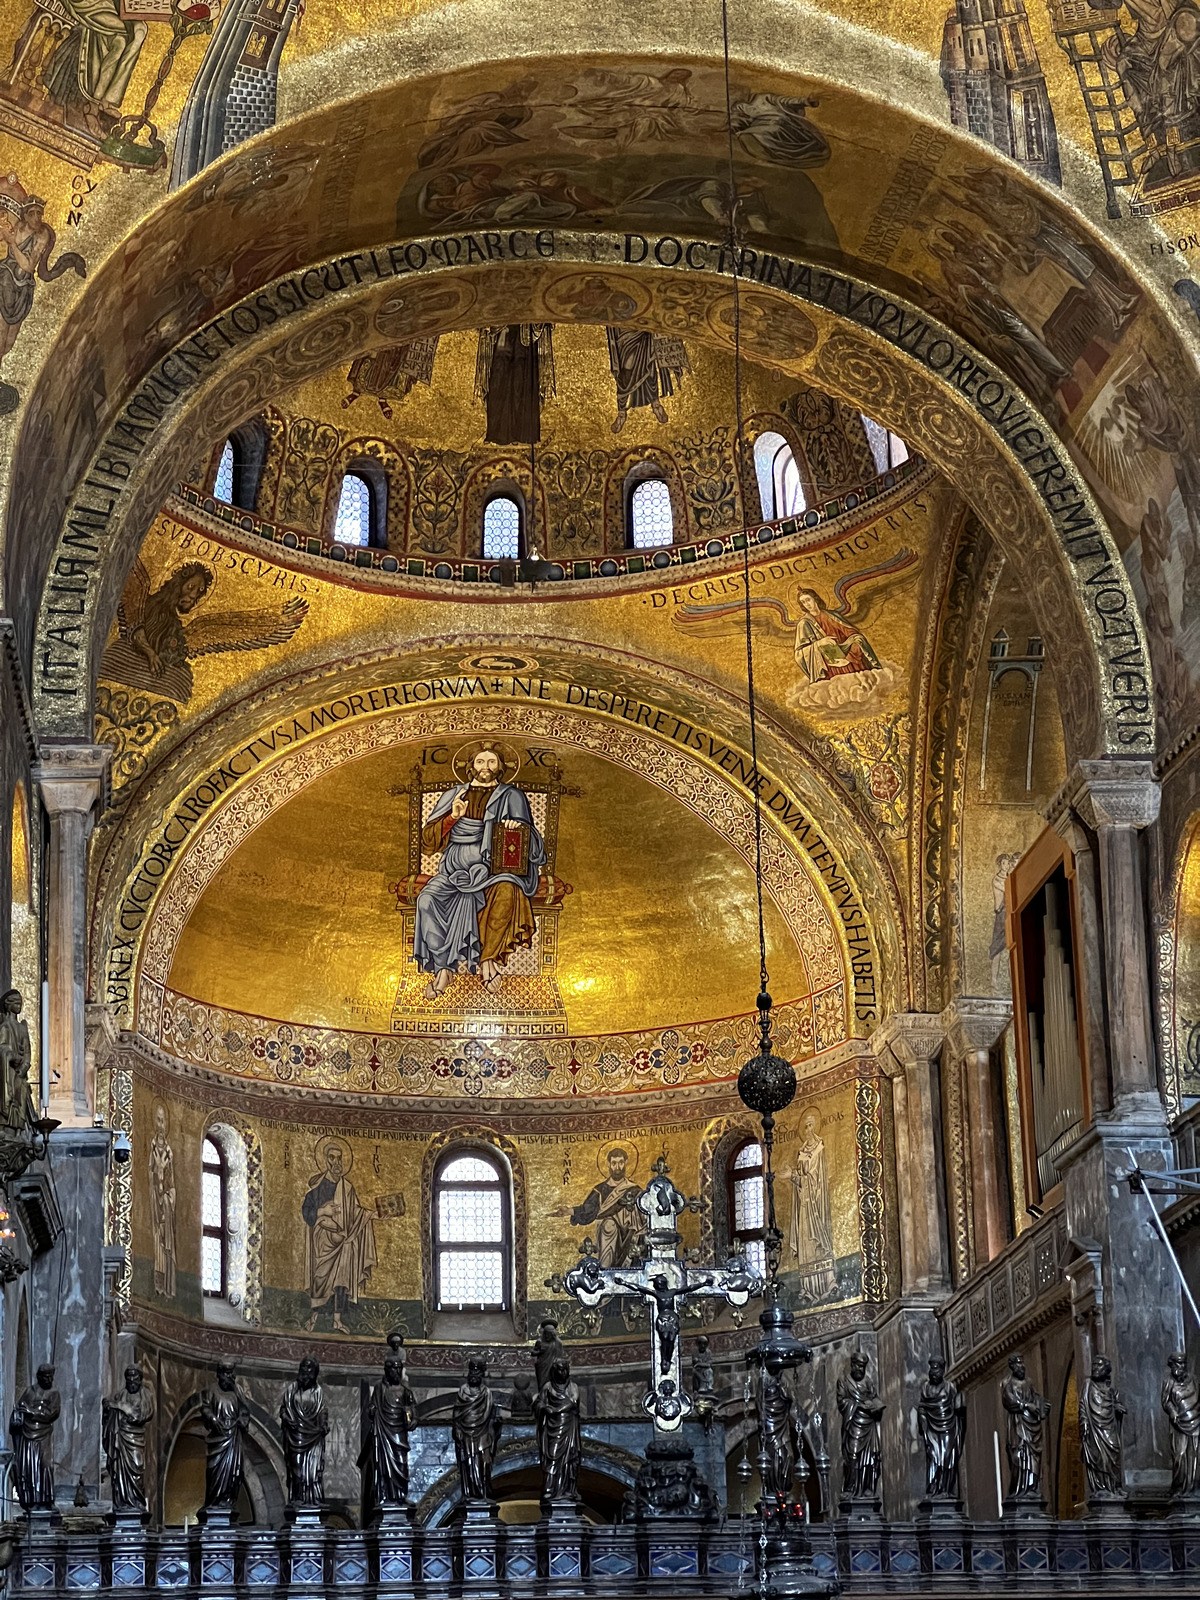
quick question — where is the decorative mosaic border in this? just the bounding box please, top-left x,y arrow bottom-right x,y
147,987 -> 839,1098
854,1071 -> 887,1303
135,704 -> 852,1047
173,456 -> 922,585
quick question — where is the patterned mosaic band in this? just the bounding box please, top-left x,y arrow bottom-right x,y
145,985 -> 846,1097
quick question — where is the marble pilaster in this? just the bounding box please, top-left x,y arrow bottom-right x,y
871,1015 -> 953,1519
942,998 -> 1012,1269
32,746 -> 110,1127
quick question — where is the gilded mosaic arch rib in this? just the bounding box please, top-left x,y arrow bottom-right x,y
25,240 -> 1148,762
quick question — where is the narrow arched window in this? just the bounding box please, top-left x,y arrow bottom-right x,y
334,472 -> 372,546
728,1139 -> 766,1277
214,440 -> 235,504
201,1137 -> 227,1298
629,476 -> 674,548
860,414 -> 910,475
483,494 -> 522,560
434,1149 -> 510,1311
754,431 -> 805,519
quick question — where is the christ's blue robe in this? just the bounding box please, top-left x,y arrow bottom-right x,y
413,781 -> 545,975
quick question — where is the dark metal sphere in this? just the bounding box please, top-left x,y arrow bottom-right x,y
738,1050 -> 797,1116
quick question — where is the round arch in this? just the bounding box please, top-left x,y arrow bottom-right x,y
3,58 -> 1167,759
90,676 -> 884,1052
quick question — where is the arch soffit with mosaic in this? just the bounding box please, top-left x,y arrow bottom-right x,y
114,704 -> 876,1050
26,238 -> 1150,762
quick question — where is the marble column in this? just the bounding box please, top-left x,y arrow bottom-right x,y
1048,760 -> 1179,1502
942,998 -> 1012,1269
30,1126 -> 121,1508
870,1014 -> 952,1519
32,745 -> 110,1127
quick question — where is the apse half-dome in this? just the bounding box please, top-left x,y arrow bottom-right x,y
161,736 -> 820,1091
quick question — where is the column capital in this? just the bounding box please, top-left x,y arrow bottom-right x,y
85,1003 -> 120,1078
1046,758 -> 1160,836
33,742 -> 111,817
940,995 -> 1012,1057
871,1011 -> 944,1069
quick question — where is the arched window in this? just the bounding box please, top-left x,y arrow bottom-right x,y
433,1149 -> 510,1311
334,471 -> 372,546
629,476 -> 674,548
214,440 -> 235,504
860,414 -> 910,475
483,494 -> 522,561
728,1139 -> 766,1277
754,431 -> 805,520
201,1137 -> 227,1298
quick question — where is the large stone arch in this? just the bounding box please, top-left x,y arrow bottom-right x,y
85,636 -> 906,1032
4,56 -> 1166,759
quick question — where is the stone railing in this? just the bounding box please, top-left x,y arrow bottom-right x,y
169,454 -> 930,587
7,1510 -> 1200,1596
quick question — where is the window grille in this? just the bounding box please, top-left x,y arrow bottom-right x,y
729,1139 -> 766,1278
860,414 -> 910,475
334,472 -> 372,546
214,441 -> 235,504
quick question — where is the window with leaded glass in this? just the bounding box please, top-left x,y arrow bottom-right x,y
860,414 -> 910,475
728,1139 -> 766,1277
214,440 -> 235,504
629,477 -> 674,548
434,1150 -> 510,1311
483,495 -> 522,560
334,472 -> 373,546
753,431 -> 805,520
201,1137 -> 227,1297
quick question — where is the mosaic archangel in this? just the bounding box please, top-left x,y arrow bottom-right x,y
101,559 -> 309,703
415,742 -> 546,998
673,549 -> 917,716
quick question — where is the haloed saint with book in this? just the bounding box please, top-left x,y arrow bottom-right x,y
414,743 -> 546,998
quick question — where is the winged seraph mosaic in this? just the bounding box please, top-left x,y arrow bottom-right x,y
100,557 -> 308,704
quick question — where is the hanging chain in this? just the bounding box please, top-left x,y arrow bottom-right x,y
721,0 -> 770,1020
